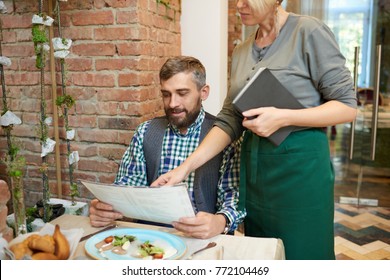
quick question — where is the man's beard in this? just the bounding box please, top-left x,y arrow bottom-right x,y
165,107 -> 201,131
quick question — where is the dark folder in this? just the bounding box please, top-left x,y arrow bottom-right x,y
232,67 -> 304,146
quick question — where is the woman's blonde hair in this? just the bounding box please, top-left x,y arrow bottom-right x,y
247,0 -> 282,15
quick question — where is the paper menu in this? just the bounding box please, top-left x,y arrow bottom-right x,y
81,180 -> 195,225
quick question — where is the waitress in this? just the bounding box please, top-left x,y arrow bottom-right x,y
153,0 -> 357,259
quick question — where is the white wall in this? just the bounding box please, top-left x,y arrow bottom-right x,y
181,0 -> 228,116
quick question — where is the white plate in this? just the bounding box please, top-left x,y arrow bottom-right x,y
84,228 -> 186,260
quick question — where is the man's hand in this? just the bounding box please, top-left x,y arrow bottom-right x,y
172,212 -> 227,239
89,199 -> 123,227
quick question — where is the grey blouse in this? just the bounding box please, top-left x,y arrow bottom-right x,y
216,13 -> 357,141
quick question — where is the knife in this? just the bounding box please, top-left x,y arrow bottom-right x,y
80,224 -> 117,242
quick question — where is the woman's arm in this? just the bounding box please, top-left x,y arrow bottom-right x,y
152,126 -> 232,186
285,100 -> 357,126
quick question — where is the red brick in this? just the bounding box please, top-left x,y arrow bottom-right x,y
133,9 -> 154,26
2,44 -> 34,57
139,0 -> 151,9
95,58 -> 136,71
16,29 -> 33,42
77,129 -> 119,144
118,131 -> 135,145
93,0 -> 108,9
72,10 -> 114,26
70,72 -> 116,87
1,14 -> 33,29
2,30 -> 17,43
19,58 -> 38,71
65,88 -> 97,100
117,102 -> 139,117
73,171 -> 97,182
95,0 -> 137,8
99,146 -> 127,161
118,72 -> 156,87
98,117 -> 139,130
57,1 -> 94,11
117,10 -> 139,24
18,139 -> 41,154
72,43 -> 116,56
71,144 -> 99,157
74,101 -> 99,115
5,73 -> 40,86
62,27 -> 94,40
96,88 -> 146,102
149,57 -> 164,71
78,159 -> 118,173
116,41 -> 153,56
11,124 -> 38,138
55,13 -> 72,28
65,58 -> 93,71
20,112 -> 37,124
14,0 -> 39,14
68,115 -> 97,128
107,57 -> 152,71
97,174 -> 117,184
95,26 -> 148,41
98,101 -> 121,116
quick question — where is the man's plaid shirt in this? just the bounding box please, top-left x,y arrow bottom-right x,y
115,108 -> 246,231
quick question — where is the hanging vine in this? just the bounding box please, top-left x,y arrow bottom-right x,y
32,1 -> 55,222
53,0 -> 79,205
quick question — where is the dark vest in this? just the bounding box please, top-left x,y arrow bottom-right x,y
143,113 -> 223,213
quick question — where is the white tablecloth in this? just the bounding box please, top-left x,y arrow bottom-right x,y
51,215 -> 285,260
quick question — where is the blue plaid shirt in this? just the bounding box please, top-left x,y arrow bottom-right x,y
115,108 -> 246,231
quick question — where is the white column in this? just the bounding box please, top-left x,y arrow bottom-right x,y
181,0 -> 228,116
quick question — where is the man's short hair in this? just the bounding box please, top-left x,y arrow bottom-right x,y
159,56 -> 206,90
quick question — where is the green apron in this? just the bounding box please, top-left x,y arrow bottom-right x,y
240,129 -> 335,260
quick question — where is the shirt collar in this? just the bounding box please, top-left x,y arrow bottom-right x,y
169,107 -> 205,136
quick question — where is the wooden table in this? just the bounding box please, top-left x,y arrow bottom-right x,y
51,214 -> 285,260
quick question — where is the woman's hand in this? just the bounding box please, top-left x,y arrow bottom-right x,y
242,101 -> 358,137
151,164 -> 190,187
242,107 -> 289,137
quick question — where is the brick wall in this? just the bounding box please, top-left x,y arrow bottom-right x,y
0,0 -> 181,207
227,0 -> 242,76
228,0 -> 242,58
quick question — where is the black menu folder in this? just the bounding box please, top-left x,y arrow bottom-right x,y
232,67 -> 304,146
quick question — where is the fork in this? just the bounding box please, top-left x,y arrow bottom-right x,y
187,242 -> 217,259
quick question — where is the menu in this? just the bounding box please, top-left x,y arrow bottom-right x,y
81,180 -> 195,225
232,67 -> 304,146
